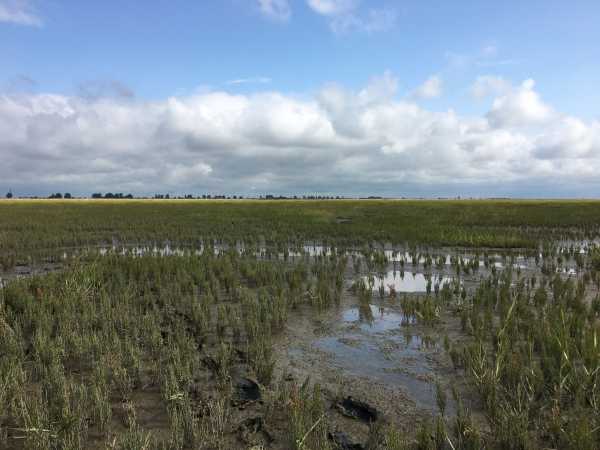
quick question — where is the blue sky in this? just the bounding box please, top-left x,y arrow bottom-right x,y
1,0 -> 600,197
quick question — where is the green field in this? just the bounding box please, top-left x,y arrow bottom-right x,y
2,199 -> 600,259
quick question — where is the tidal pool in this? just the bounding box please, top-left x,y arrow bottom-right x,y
289,301 -> 446,412
366,271 -> 455,293
341,304 -> 410,332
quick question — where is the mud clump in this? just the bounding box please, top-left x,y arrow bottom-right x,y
201,355 -> 219,373
235,378 -> 261,403
329,431 -> 365,450
336,397 -> 379,423
238,416 -> 273,446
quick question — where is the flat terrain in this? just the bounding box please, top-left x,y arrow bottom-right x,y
1,200 -> 599,449
2,199 -> 600,261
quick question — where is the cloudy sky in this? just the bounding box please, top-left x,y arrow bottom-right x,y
1,0 -> 599,197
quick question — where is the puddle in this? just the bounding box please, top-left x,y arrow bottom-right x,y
313,333 -> 437,409
367,272 -> 454,293
342,304 -> 413,331
557,267 -> 578,276
289,301 -> 444,412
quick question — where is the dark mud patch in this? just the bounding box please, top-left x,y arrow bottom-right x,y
237,416 -> 273,446
329,430 -> 365,449
0,261 -> 64,288
336,397 -> 379,423
235,378 -> 261,403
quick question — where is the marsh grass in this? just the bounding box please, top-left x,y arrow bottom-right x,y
1,200 -> 600,448
0,240 -> 362,449
448,259 -> 600,449
3,199 -> 600,270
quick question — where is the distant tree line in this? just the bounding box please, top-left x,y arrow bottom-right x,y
91,193 -> 134,199
153,194 -> 245,199
199,195 -> 243,199
4,191 -> 357,200
48,193 -> 73,199
261,195 -> 347,200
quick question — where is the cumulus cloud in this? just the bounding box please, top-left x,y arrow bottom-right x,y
535,117 -> 600,160
257,0 -> 291,22
411,76 -> 443,100
0,0 -> 41,26
487,79 -> 555,128
1,74 -> 599,197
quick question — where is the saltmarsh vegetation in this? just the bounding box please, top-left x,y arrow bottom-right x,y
0,246 -> 350,449
0,265 -> 592,449
450,265 -> 600,449
400,245 -> 600,450
1,199 -> 600,449
2,199 -> 600,270
349,244 -> 600,449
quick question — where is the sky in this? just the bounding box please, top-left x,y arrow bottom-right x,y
1,0 -> 600,198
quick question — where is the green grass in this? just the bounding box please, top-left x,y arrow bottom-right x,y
0,250 -> 348,448
2,199 -> 600,267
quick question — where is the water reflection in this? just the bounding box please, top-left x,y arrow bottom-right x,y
342,304 -> 409,332
310,303 -> 440,410
366,272 -> 454,293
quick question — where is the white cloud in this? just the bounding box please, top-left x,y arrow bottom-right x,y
258,0 -> 291,22
226,77 -> 272,86
0,0 -> 41,26
446,46 -> 519,71
306,0 -> 396,34
330,7 -> 396,34
471,75 -> 512,99
487,79 -> 554,128
535,117 -> 600,160
164,162 -> 213,185
1,75 -> 599,196
307,0 -> 357,16
77,80 -> 135,100
411,76 -> 443,100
